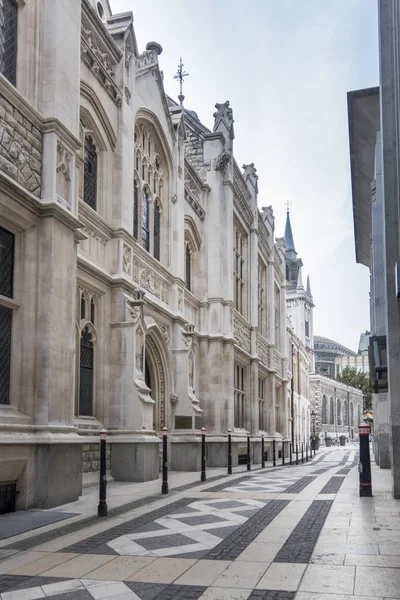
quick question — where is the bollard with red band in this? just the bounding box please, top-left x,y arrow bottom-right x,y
201,427 -> 206,482
161,427 -> 169,495
247,431 -> 251,471
98,428 -> 108,517
273,439 -> 276,467
358,424 -> 372,497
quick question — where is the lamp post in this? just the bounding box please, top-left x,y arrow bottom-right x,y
311,410 -> 316,455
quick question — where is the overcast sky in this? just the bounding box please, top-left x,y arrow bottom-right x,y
111,0 -> 379,352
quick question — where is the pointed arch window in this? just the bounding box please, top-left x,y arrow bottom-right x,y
133,179 -> 139,240
79,326 -> 94,416
185,243 -> 191,291
154,200 -> 161,261
141,189 -> 150,251
83,136 -> 97,210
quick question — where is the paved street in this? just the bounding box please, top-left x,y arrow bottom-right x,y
0,446 -> 399,599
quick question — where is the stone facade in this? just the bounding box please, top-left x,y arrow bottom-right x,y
310,375 -> 363,441
0,0 -> 291,510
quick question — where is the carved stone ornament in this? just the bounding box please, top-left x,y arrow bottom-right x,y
233,313 -> 251,354
136,50 -> 157,70
123,244 -> 132,275
159,324 -> 170,345
56,140 -> 72,181
213,101 -> 234,131
125,290 -> 146,323
171,193 -> 177,203
169,393 -> 178,404
178,165 -> 182,179
178,288 -> 184,312
214,149 -> 232,173
124,85 -> 132,102
242,163 -> 259,192
181,322 -> 195,350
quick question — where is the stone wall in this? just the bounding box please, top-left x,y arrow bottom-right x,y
184,129 -> 206,181
0,96 -> 42,196
82,443 -> 111,473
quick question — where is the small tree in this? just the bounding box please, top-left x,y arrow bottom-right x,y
335,366 -> 372,411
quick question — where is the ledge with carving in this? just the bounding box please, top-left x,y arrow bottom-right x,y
81,2 -> 123,106
120,237 -> 173,305
184,288 -> 200,330
274,349 -> 284,379
233,311 -> 251,354
78,200 -> 113,243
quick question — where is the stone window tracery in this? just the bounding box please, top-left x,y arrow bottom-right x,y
76,288 -> 99,417
134,123 -> 165,261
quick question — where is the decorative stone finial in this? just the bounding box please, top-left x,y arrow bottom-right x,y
242,163 -> 258,193
146,41 -> 163,57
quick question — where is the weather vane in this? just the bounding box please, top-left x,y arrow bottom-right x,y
285,199 -> 292,213
174,57 -> 189,106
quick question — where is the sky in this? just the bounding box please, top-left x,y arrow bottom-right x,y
111,0 -> 379,353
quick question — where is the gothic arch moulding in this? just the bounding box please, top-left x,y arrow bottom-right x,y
144,321 -> 173,430
135,108 -> 174,174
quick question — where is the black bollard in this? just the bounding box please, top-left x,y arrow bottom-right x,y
98,428 -> 108,517
201,427 -> 206,482
358,424 -> 372,497
261,435 -> 265,468
247,431 -> 251,471
282,442 -> 285,466
301,442 -> 304,464
289,442 -> 293,465
227,429 -> 232,475
296,443 -> 299,465
161,427 -> 169,495
273,439 -> 276,467
306,443 -> 308,462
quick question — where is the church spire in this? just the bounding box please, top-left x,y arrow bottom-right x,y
306,274 -> 312,297
284,209 -> 297,259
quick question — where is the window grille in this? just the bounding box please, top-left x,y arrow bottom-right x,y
0,226 -> 14,298
83,136 -> 97,210
79,327 -> 93,416
0,482 -> 16,514
154,201 -> 161,261
0,0 -> 18,86
0,306 -> 12,405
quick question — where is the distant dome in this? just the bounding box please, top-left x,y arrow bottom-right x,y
314,336 -> 356,357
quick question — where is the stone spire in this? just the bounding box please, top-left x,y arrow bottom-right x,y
284,210 -> 297,260
306,275 -> 312,297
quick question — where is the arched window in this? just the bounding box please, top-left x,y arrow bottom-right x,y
337,399 -> 341,425
141,189 -> 150,251
133,180 -> 139,239
322,395 -> 327,424
350,403 -> 354,426
185,243 -> 191,291
134,123 -> 166,258
154,200 -> 161,261
83,136 -> 98,210
344,400 -> 348,426
79,326 -> 94,416
329,398 -> 334,424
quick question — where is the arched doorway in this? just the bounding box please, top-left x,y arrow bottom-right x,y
144,332 -> 169,432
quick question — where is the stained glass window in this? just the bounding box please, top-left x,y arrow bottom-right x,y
141,189 -> 149,251
0,0 -> 18,86
83,136 -> 97,210
79,327 -> 93,416
154,201 -> 161,261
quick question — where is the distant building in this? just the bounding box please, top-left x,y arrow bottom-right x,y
334,332 -> 370,376
314,336 -> 356,378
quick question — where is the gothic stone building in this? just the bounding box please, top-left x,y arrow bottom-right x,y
0,0 -> 290,509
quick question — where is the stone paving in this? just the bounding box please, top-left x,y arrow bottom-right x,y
0,445 -> 399,599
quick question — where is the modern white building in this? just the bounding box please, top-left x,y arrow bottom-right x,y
0,0 -> 296,510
